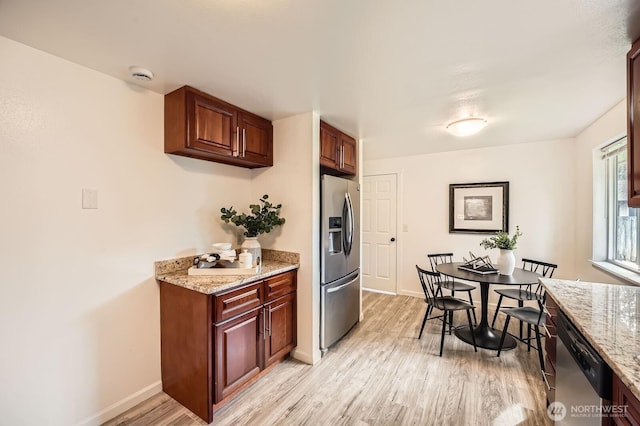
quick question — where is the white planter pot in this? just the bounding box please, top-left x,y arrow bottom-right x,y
497,249 -> 516,275
241,237 -> 261,269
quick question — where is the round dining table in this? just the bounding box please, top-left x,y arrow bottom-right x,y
435,262 -> 540,351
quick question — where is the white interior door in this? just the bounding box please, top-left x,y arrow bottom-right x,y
362,174 -> 397,294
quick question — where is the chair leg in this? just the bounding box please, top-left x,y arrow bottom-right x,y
468,292 -> 477,325
527,324 -> 532,352
518,300 -> 524,339
497,316 -> 511,357
418,306 -> 430,339
491,295 -> 504,328
449,291 -> 455,335
534,325 -> 545,372
440,309 -> 448,356
466,310 -> 477,352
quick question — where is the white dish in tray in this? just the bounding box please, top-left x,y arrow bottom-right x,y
211,242 -> 232,251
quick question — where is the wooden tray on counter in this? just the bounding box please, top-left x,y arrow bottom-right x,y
187,265 -> 259,276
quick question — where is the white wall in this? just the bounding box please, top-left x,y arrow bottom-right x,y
251,112 -> 322,364
0,36 -> 254,425
364,139 -> 576,298
573,100 -> 627,284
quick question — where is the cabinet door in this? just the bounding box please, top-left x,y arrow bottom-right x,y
613,373 -> 640,425
213,308 -> 263,403
264,292 -> 296,367
186,90 -> 238,157
238,112 -> 273,167
339,133 -> 357,175
629,38 -> 640,207
320,121 -> 340,168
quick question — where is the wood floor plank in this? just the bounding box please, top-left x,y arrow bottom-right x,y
105,292 -> 550,426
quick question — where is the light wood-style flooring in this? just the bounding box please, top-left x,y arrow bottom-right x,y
105,292 -> 550,425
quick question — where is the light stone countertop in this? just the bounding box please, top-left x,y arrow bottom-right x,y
155,249 -> 299,295
540,278 -> 640,400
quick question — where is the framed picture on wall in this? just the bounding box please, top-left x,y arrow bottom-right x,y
449,181 -> 509,234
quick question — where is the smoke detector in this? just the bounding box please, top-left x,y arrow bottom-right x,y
129,66 -> 154,82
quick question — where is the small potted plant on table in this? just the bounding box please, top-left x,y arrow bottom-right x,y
479,226 -> 522,275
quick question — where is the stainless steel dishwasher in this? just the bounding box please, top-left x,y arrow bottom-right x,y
555,311 -> 612,424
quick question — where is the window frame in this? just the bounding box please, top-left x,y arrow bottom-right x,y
602,136 -> 640,273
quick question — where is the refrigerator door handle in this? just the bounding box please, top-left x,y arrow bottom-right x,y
326,279 -> 356,293
343,192 -> 354,255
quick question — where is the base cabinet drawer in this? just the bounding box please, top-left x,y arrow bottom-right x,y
214,281 -> 263,323
264,270 -> 296,302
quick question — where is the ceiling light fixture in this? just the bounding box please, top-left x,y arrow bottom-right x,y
446,117 -> 488,137
129,66 -> 154,82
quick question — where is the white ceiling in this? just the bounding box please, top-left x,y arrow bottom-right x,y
1,0 -> 639,160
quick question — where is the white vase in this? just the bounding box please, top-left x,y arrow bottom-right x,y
240,237 -> 261,269
497,249 -> 516,275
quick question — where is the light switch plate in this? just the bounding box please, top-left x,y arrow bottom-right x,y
82,188 -> 98,209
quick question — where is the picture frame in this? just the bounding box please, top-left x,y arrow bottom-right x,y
449,181 -> 509,234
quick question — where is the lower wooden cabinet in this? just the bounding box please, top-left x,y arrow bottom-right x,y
613,373 -> 640,425
543,294 -> 559,406
160,269 -> 297,423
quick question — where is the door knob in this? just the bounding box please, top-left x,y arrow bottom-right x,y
390,237 -> 396,242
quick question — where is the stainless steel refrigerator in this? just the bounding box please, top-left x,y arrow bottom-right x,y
320,174 -> 360,351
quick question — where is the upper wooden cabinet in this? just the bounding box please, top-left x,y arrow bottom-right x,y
628,38 -> 640,207
165,86 -> 273,168
320,120 -> 357,176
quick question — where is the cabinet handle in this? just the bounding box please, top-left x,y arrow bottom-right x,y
341,146 -> 345,168
268,306 -> 272,337
542,370 -> 555,391
242,128 -> 246,157
235,126 -> 240,157
541,323 -> 556,339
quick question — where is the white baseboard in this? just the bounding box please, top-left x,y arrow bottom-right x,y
397,289 -> 423,298
291,348 -> 318,365
75,380 -> 162,426
362,287 -> 396,295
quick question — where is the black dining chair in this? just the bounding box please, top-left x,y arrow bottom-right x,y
490,258 -> 557,338
416,265 -> 477,356
497,293 -> 546,376
427,253 -> 477,326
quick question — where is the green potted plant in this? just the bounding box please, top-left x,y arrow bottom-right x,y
479,226 -> 522,275
220,195 -> 285,267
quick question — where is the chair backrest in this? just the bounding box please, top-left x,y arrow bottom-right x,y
522,258 -> 558,294
522,258 -> 557,278
416,265 -> 442,302
427,253 -> 454,272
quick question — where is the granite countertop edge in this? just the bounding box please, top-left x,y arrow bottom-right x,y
540,278 -> 640,401
155,249 -> 299,295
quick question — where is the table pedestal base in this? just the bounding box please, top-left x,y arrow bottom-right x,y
454,325 -> 516,351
